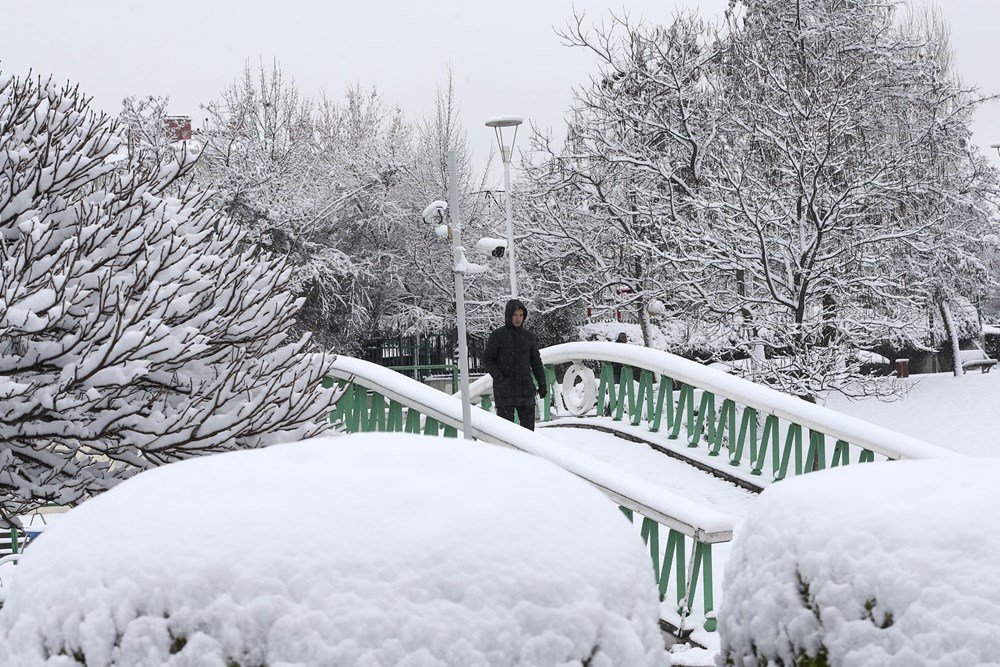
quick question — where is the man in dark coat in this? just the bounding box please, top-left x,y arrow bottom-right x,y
483,298 -> 547,430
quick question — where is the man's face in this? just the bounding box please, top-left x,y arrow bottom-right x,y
512,308 -> 525,328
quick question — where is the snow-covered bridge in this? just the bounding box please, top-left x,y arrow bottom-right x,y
326,342 -> 957,644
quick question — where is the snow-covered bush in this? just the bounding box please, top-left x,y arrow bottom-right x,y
0,71 -> 336,526
718,460 -> 1000,666
579,317 -> 735,360
0,433 -> 669,666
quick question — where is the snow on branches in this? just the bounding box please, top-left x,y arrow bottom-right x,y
0,72 -> 338,527
521,2 -> 1000,398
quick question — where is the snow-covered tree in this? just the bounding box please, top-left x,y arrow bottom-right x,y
520,11 -> 723,349
0,72 -> 337,527
888,3 -> 999,375
388,72 -> 501,337
119,94 -> 176,166
697,0 -> 998,395
307,83 -> 417,349
199,63 -> 341,347
198,63 -> 317,230
198,64 -> 427,352
525,2 -> 999,397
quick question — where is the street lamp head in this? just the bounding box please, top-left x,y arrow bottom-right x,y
485,116 -> 524,129
991,143 -> 1000,158
486,116 -> 524,164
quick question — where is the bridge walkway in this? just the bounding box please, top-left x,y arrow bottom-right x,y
540,421 -> 756,525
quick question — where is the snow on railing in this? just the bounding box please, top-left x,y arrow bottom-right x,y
466,342 -> 956,486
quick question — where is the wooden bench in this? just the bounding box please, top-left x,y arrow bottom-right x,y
959,347 -> 998,374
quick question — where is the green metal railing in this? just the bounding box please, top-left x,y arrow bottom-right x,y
325,353 -> 735,635
329,381 -> 459,437
326,343 -> 953,635
383,363 -> 461,394
589,363 -> 875,481
623,508 -> 716,631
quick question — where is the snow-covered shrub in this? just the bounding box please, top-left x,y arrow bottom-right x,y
0,433 -> 669,666
0,71 -> 336,526
579,317 -> 736,360
718,460 -> 1000,666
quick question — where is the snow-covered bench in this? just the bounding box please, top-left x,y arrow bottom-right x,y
959,347 -> 998,374
0,530 -> 24,557
0,524 -> 47,557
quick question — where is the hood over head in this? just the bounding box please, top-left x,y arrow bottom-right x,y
504,298 -> 528,327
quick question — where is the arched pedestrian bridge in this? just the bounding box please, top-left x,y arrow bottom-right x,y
326,341 -> 957,644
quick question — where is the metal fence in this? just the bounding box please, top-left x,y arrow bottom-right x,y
359,333 -> 488,380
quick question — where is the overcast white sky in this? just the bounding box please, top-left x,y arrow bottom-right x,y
4,0 -> 1000,184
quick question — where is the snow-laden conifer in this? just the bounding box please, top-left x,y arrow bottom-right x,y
0,72 -> 337,527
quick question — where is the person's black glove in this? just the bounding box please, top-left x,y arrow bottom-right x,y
537,384 -> 547,399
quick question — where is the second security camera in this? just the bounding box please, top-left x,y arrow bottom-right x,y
475,237 -> 508,258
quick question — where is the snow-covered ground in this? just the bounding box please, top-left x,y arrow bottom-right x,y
821,371 -> 1000,457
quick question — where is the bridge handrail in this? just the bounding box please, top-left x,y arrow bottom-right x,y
328,355 -> 734,543
468,342 -> 957,463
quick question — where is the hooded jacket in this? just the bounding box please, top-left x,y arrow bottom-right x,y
483,298 -> 546,407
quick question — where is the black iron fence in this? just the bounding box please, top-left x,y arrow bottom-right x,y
359,333 -> 488,379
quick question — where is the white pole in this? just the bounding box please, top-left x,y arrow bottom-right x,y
502,147 -> 518,297
448,150 -> 474,440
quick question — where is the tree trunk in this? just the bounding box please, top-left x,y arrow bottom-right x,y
938,298 -> 963,377
638,297 -> 652,348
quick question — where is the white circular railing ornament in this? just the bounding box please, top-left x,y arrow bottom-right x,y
560,362 -> 597,416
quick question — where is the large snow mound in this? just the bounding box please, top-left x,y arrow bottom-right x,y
718,459 -> 1000,667
0,433 -> 667,666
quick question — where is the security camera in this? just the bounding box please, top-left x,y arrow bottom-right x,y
422,200 -> 448,225
475,237 -> 507,258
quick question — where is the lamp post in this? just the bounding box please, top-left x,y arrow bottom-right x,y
422,153 -> 504,440
486,116 -> 523,297
447,151 -> 475,440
